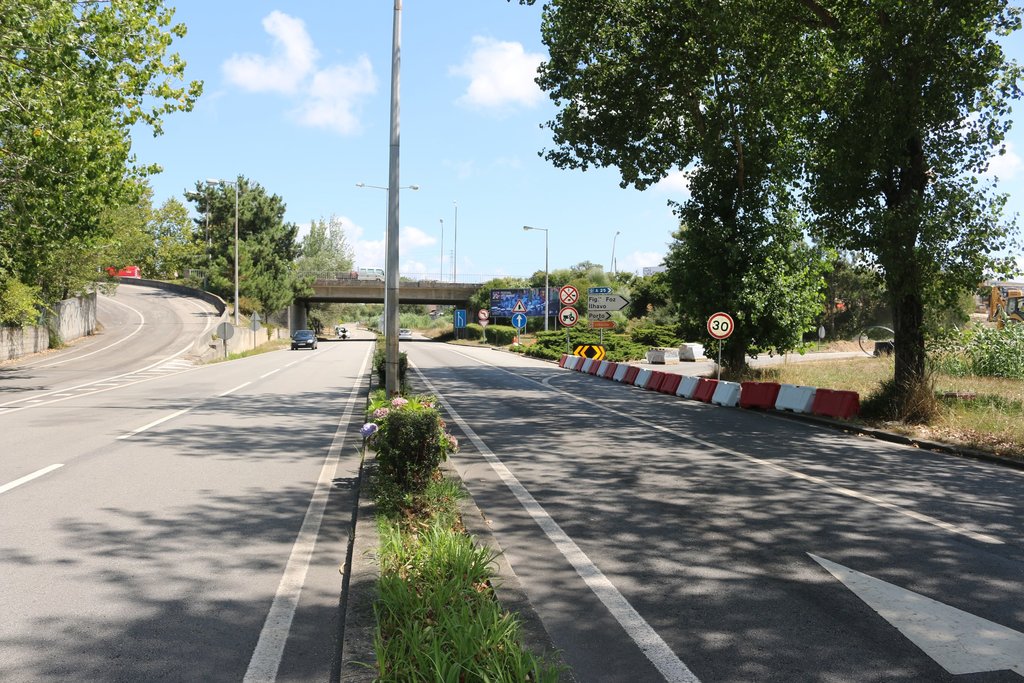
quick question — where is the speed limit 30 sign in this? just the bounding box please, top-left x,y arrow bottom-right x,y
707,312 -> 735,340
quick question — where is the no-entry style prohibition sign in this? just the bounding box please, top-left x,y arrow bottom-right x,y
559,306 -> 579,327
559,285 -> 579,306
707,312 -> 735,340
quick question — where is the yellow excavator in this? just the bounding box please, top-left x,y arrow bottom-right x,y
988,285 -> 1024,327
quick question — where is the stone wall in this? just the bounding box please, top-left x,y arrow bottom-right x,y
1,292 -> 98,362
0,325 -> 50,362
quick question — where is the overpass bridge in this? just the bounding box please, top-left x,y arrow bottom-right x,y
302,275 -> 482,305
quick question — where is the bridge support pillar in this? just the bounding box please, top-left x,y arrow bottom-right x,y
289,303 -> 307,333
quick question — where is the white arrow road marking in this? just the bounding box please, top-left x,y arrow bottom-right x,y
809,553 -> 1024,677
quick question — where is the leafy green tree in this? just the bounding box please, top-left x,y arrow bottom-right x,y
186,177 -> 300,316
626,271 -> 672,320
100,185 -> 200,279
532,0 -> 828,370
821,255 -> 890,340
0,0 -> 201,309
297,215 -> 355,276
801,1 -> 1021,413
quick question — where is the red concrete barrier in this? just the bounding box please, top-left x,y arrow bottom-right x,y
811,388 -> 860,419
559,354 -> 568,368
659,374 -> 682,395
602,362 -> 619,379
623,366 -> 640,385
588,360 -> 602,375
646,371 -> 667,391
740,381 -> 781,410
692,378 -> 719,403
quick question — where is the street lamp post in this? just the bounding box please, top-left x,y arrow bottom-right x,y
611,230 -> 621,275
355,181 -> 418,359
522,225 -> 549,331
439,218 -> 444,281
206,178 -> 239,325
453,201 -> 458,284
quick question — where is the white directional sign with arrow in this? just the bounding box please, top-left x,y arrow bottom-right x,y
589,311 -> 613,322
588,294 -> 630,312
809,553 -> 1024,676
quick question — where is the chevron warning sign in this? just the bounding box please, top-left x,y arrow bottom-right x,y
572,344 -> 606,360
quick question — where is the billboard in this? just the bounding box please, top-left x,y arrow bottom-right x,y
489,288 -> 559,318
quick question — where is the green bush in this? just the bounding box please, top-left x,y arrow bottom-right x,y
628,322 -> 682,348
373,348 -> 409,388
364,395 -> 457,492
930,324 -> 1024,379
522,329 -> 649,362
0,277 -> 42,327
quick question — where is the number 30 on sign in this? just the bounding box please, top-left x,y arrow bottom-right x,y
707,312 -> 734,340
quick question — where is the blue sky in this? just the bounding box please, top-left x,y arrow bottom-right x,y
131,2 -> 1024,283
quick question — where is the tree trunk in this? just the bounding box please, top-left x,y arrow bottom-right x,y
891,287 -> 927,417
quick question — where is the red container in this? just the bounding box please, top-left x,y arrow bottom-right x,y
692,378 -> 719,403
740,381 -> 782,410
623,366 -> 640,385
659,374 -> 682,395
811,388 -> 861,419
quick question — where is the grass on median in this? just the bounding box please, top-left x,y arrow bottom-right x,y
372,476 -> 563,682
750,356 -> 1024,459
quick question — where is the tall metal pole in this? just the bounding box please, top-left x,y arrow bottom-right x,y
233,180 -> 239,326
384,0 -> 402,395
543,229 -> 549,331
439,218 -> 444,281
453,201 -> 458,283
611,230 -> 620,275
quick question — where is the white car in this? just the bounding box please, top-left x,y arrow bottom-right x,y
398,328 -> 413,340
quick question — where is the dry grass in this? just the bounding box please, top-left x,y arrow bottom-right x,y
752,357 -> 1023,461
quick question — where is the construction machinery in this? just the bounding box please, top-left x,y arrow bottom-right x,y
988,285 -> 1024,327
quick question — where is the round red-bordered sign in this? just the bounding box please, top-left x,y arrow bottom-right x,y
559,285 -> 579,306
559,306 -> 579,327
478,309 -> 490,321
707,312 -> 734,340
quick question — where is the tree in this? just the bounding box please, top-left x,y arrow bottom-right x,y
185,177 -> 300,316
533,0 -> 828,371
0,0 -> 201,311
802,1 -> 1021,414
100,184 -> 200,280
297,215 -> 355,276
820,254 -> 891,341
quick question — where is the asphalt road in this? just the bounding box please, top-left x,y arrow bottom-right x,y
402,340 -> 1024,682
0,284 -> 374,682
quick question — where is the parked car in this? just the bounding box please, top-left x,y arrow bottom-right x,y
291,329 -> 318,350
399,328 -> 413,340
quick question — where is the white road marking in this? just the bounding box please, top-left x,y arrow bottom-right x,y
0,464 -> 64,495
117,408 -> 192,440
31,296 -> 146,368
452,350 -> 1003,546
809,553 -> 1024,676
243,346 -> 372,682
414,364 -> 702,683
218,382 -> 251,397
260,369 -> 280,379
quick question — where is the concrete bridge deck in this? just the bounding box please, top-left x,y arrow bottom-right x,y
305,276 -> 481,305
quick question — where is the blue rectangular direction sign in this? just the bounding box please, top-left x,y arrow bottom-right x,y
589,287 -> 612,294
454,309 -> 467,329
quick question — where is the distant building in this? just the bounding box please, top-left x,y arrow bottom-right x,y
642,266 -> 667,277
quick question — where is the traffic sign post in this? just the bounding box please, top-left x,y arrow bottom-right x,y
478,309 -> 490,343
216,321 -> 234,359
511,312 -> 527,331
250,312 -> 261,350
706,312 -> 735,380
559,305 -> 578,354
559,285 -> 579,306
454,309 -> 466,340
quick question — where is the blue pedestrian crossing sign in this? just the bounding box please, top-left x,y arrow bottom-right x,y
511,312 -> 527,329
454,309 -> 467,329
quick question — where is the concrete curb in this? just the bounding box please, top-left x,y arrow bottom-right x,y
339,457 -> 379,682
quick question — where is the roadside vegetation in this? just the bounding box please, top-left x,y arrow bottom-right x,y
361,391 -> 563,681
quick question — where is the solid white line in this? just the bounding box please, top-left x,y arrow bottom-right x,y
243,346 -> 372,683
260,369 -> 280,379
450,350 -> 1005,547
0,464 -> 64,495
117,408 -> 192,440
218,382 -> 251,397
414,365 -> 702,683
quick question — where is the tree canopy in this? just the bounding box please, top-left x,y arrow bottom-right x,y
0,0 -> 201,313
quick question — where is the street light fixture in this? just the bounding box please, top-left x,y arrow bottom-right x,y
611,230 -> 621,275
439,218 -> 444,281
522,225 -> 549,331
206,177 -> 239,326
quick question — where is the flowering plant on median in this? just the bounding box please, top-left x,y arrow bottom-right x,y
362,392 -> 459,492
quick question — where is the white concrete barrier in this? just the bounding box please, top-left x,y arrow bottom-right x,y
613,364 -> 629,382
677,376 -> 701,399
564,355 -> 580,370
679,343 -> 705,361
597,360 -> 610,376
580,358 -> 594,373
645,348 -> 680,364
634,368 -> 652,388
711,381 -> 741,407
775,384 -> 817,413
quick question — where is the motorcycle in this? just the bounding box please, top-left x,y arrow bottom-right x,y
338,326 -> 349,340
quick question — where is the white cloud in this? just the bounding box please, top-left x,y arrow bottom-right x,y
222,11 -> 318,94
293,57 -> 376,134
451,37 -> 543,109
222,12 -> 376,136
401,225 -> 436,249
654,169 -> 691,195
986,142 -> 1022,180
